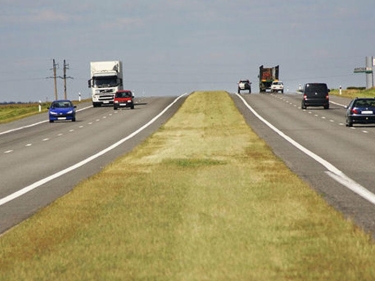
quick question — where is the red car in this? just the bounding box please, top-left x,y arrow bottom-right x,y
113,90 -> 134,110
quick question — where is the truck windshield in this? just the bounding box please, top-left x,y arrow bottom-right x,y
93,76 -> 119,88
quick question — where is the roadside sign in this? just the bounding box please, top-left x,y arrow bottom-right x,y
354,67 -> 373,73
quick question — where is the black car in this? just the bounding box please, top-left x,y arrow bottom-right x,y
301,83 -> 330,109
238,80 -> 251,94
345,97 -> 375,127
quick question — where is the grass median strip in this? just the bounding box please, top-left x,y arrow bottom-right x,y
1,91 -> 375,280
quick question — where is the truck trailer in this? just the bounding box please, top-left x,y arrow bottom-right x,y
88,61 -> 123,107
258,65 -> 279,92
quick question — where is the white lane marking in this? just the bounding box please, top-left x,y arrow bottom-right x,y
0,94 -> 187,206
0,105 -> 92,136
25,144 -> 32,147
4,150 -> 13,154
330,100 -> 347,108
42,138 -> 49,141
236,93 -> 375,206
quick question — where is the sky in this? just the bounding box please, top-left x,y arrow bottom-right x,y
1,0 -> 375,102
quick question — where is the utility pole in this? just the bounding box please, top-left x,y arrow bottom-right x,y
47,59 -> 73,100
52,59 -> 58,100
46,59 -> 59,100
62,60 -> 73,100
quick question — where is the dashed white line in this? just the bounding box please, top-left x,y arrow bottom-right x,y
0,94 -> 188,207
4,150 -> 13,154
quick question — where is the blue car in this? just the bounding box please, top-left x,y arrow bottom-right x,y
48,100 -> 76,123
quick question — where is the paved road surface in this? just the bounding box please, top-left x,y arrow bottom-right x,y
233,92 -> 375,239
0,96 -> 185,234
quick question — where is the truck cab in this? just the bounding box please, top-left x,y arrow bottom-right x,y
88,61 -> 123,107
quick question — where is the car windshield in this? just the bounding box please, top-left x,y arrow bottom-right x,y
52,101 -> 72,108
354,99 -> 375,108
116,92 -> 132,98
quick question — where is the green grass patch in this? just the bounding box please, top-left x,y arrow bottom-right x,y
330,87 -> 375,99
0,103 -> 49,123
1,91 -> 375,280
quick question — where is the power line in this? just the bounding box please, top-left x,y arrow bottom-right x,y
46,59 -> 73,100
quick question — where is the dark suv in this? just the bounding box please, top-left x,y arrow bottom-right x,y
301,83 -> 330,109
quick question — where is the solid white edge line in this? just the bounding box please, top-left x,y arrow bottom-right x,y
0,94 -> 187,206
235,93 -> 375,206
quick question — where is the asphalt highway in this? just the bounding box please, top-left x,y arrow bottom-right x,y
233,92 -> 375,239
0,96 -> 186,234
2,92 -> 375,240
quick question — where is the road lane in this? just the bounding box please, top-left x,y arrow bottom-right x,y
0,95 -> 186,234
233,92 -> 375,238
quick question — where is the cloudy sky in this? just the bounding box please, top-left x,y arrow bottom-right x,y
1,0 -> 375,102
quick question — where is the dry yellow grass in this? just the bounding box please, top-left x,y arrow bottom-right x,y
0,91 -> 375,280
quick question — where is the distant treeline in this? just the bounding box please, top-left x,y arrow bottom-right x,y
346,86 -> 366,90
0,101 -> 40,105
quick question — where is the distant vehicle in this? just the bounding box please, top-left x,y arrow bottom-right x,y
345,97 -> 375,127
238,80 -> 251,93
259,65 -> 279,92
48,100 -> 76,123
114,90 -> 134,110
270,80 -> 284,93
88,61 -> 123,107
301,83 -> 330,109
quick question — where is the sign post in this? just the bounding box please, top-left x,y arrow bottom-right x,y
353,56 -> 374,89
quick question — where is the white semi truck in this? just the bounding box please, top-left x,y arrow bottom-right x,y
88,61 -> 123,107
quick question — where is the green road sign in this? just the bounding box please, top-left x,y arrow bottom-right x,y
354,67 -> 373,73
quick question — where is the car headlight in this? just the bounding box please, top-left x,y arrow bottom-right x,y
114,101 -> 119,103
50,111 -> 58,115
67,110 -> 73,114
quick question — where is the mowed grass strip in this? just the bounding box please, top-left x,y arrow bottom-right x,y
1,91 -> 375,280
